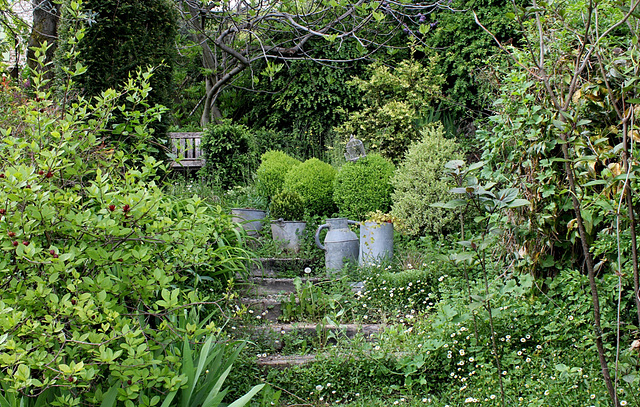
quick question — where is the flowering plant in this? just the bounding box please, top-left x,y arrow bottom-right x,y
364,210 -> 402,228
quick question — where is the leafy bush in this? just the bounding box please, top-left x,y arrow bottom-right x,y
412,0 -> 518,121
229,43 -> 367,160
0,62 -> 250,404
256,150 -> 301,201
333,59 -> 443,163
391,123 -> 462,236
333,154 -> 395,220
69,0 -> 177,149
283,158 -> 336,217
263,351 -> 404,405
200,119 -> 257,189
270,190 -> 305,221
251,128 -> 299,158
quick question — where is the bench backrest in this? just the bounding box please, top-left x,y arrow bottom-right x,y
169,132 -> 204,168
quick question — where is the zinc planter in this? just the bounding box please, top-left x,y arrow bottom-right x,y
359,221 -> 394,266
271,219 -> 307,253
231,208 -> 266,236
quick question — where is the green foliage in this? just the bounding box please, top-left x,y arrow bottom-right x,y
333,59 -> 444,163
391,123 -> 462,236
413,0 -> 519,121
283,158 -> 337,217
365,210 -> 402,229
333,154 -> 395,221
70,0 -> 177,147
249,128 -> 303,159
170,34 -> 206,129
0,58 -> 249,405
255,150 -> 301,201
264,351 -> 403,405
158,336 -> 264,407
354,267 -> 438,322
222,185 -> 267,211
228,40 -> 368,160
475,0 -> 639,275
280,277 -> 344,322
0,1 -> 29,74
269,190 -> 305,221
200,119 -> 257,190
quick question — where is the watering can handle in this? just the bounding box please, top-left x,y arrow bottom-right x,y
347,220 -> 358,226
315,223 -> 329,250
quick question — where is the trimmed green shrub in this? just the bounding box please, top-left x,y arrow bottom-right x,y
256,150 -> 301,200
270,190 -> 305,220
333,154 -> 395,220
72,0 -> 177,150
200,119 -> 257,189
284,158 -> 336,217
391,123 -> 462,236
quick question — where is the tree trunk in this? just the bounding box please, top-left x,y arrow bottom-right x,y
26,0 -> 60,78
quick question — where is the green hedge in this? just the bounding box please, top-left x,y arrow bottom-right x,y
333,154 -> 395,220
391,123 -> 462,236
284,158 -> 336,217
256,150 -> 301,201
199,119 -> 257,189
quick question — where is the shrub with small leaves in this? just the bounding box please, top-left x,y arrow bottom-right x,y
200,119 -> 257,189
391,123 -> 462,236
270,190 -> 305,221
332,59 -> 443,163
256,150 -> 302,201
284,158 -> 336,217
333,154 -> 395,220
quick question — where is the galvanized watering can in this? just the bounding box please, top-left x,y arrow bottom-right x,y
315,218 -> 359,273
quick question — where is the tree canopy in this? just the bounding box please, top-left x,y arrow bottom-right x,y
178,0 -> 447,125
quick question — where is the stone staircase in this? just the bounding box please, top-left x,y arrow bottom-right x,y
236,258 -> 384,369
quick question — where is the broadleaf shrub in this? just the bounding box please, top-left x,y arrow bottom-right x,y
0,66 -> 249,404
256,150 -> 301,201
283,158 -> 336,217
391,123 -> 462,236
333,59 -> 443,163
200,119 -> 257,189
333,154 -> 395,220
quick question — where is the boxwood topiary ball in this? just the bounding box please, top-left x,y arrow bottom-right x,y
333,154 -> 395,220
284,158 -> 336,217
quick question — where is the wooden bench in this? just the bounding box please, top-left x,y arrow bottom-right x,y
169,132 -> 204,168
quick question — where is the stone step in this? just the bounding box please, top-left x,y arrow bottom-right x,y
238,276 -> 324,296
249,257 -> 314,278
257,354 -> 316,369
256,349 -> 410,371
241,296 -> 285,322
248,323 -> 383,351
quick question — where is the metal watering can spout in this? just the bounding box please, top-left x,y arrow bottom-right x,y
315,218 -> 359,273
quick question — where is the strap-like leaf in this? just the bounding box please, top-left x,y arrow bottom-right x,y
100,383 -> 120,407
227,384 -> 265,407
160,391 -> 177,407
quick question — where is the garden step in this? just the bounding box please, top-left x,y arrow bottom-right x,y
257,354 -> 316,369
241,296 -> 285,322
249,323 -> 383,351
238,276 -> 324,296
256,350 -> 410,370
249,257 -> 314,278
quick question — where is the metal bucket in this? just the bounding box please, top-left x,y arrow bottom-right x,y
359,221 -> 394,266
271,219 -> 307,253
231,208 -> 266,236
